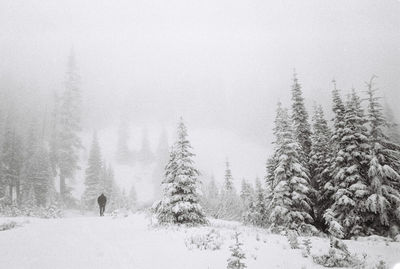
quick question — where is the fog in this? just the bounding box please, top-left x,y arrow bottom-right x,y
1,0 -> 399,196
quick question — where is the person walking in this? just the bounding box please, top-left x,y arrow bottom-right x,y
97,193 -> 107,216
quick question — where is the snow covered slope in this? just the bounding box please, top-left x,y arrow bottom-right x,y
1,213 -> 399,269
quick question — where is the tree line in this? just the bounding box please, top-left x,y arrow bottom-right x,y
0,51 -> 135,215
156,74 -> 400,240
0,51 -> 82,212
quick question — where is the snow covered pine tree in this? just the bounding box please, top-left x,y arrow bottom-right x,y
155,118 -> 207,225
227,232 -> 247,269
82,133 -> 102,210
328,89 -> 370,238
365,76 -> 400,235
267,102 -> 315,234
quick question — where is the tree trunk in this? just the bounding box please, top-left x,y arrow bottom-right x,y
60,174 -> 66,202
9,184 -> 13,201
16,179 -> 21,205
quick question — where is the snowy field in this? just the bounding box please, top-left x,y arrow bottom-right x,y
0,212 -> 399,269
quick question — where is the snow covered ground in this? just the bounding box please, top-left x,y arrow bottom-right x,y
0,212 -> 399,269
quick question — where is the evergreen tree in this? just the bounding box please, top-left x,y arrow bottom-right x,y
49,91 -> 60,176
105,164 -> 121,211
329,90 -> 370,238
227,232 -> 247,269
20,120 -> 42,206
107,164 -> 120,200
1,117 -> 23,203
310,105 -> 332,190
223,160 -> 234,192
309,105 -> 332,227
267,103 -> 314,233
247,178 -> 268,227
22,116 -> 54,208
291,72 -> 312,159
201,176 -> 220,218
97,160 -> 108,195
219,160 -> 242,220
58,50 -> 82,204
240,178 -> 254,208
137,127 -> 154,164
28,142 -> 53,207
156,118 -> 207,225
82,133 -> 102,209
265,155 -> 278,191
323,82 -> 346,236
365,77 -> 400,233
207,176 -> 219,201
330,80 -> 346,150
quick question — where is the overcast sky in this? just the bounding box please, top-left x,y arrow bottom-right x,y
0,0 -> 399,184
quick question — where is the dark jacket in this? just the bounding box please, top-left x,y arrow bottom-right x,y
97,194 -> 107,206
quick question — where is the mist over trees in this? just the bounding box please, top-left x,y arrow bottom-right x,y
191,74 -> 400,240
0,47 -> 399,241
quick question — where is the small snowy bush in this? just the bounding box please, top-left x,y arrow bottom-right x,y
312,248 -> 360,267
0,204 -> 63,218
227,232 -> 247,269
0,221 -> 18,231
302,238 -> 312,256
185,229 -> 224,250
38,205 -> 64,219
374,260 -> 387,269
0,205 -> 23,217
394,234 -> 400,242
287,230 -> 300,249
312,239 -> 361,268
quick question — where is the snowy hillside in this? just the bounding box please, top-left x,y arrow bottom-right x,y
1,213 -> 399,269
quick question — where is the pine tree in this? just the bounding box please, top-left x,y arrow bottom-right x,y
323,82 -> 346,236
223,160 -> 235,192
105,164 -> 121,211
309,105 -> 333,227
265,155 -> 278,191
137,127 -> 154,164
201,176 -> 220,218
28,142 -> 53,207
267,102 -> 314,233
291,72 -> 312,159
219,161 -> 242,220
330,80 -> 346,150
82,133 -> 102,209
97,160 -> 108,195
365,77 -> 400,233
20,120 -> 38,205
227,232 -> 247,269
58,50 -> 82,204
329,90 -> 370,238
248,178 -> 268,227
21,119 -> 54,207
1,117 -> 23,204
240,178 -> 254,208
156,118 -> 207,225
108,164 -> 120,200
49,91 -> 60,176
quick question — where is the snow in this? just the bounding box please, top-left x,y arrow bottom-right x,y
1,213 -> 399,269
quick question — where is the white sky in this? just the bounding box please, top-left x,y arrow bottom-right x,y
0,0 -> 399,184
